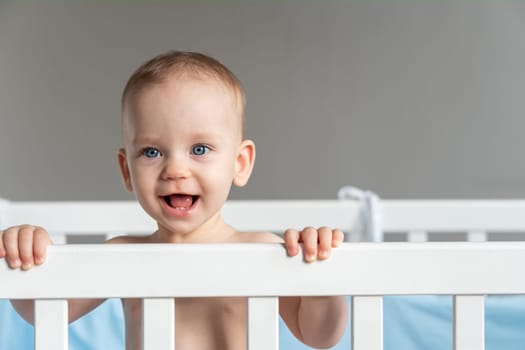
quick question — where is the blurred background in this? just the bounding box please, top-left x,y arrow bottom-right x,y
1,1 -> 524,201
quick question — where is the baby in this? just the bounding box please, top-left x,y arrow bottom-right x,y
0,51 -> 348,349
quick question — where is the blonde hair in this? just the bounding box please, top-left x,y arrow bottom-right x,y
121,50 -> 246,127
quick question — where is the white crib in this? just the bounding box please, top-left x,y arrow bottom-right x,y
2,198 -> 525,350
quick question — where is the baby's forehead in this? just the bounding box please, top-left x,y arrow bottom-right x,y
121,76 -> 244,140
129,73 -> 242,113
172,72 -> 244,109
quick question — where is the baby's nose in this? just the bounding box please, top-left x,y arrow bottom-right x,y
162,156 -> 191,179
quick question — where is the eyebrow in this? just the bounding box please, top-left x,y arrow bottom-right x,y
131,136 -> 162,147
189,131 -> 223,141
131,132 -> 223,147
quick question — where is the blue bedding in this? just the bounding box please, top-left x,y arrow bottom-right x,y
2,296 -> 525,349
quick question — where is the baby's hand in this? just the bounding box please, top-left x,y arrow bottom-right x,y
0,225 -> 52,270
284,227 -> 344,262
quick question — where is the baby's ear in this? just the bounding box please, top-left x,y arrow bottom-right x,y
233,140 -> 256,187
117,149 -> 133,192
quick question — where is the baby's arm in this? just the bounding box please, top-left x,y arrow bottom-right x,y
0,225 -> 106,324
280,295 -> 348,348
280,227 -> 348,348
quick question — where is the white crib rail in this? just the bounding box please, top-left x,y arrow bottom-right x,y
383,200 -> 525,232
3,243 -> 525,350
4,199 -> 525,241
2,200 -> 362,235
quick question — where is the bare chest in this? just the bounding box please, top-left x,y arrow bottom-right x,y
123,297 -> 247,350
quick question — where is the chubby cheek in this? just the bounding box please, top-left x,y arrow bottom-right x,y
128,166 -> 156,196
202,168 -> 235,204
129,177 -> 159,219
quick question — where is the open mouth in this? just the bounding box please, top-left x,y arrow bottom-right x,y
162,194 -> 199,211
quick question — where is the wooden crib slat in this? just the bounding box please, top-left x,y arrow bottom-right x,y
34,299 -> 68,350
453,295 -> 484,350
248,297 -> 279,350
142,298 -> 175,350
352,296 -> 383,350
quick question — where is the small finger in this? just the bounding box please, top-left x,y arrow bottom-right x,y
3,228 -> 21,269
317,226 -> 333,260
300,226 -> 318,262
283,229 -> 301,257
33,227 -> 50,265
332,228 -> 345,247
18,226 -> 35,270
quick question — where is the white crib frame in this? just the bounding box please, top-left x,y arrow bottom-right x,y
2,199 -> 525,350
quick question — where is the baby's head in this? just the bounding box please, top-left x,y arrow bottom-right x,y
118,51 -> 255,236
121,51 -> 246,140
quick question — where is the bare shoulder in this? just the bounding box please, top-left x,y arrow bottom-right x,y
232,231 -> 284,244
105,235 -> 154,244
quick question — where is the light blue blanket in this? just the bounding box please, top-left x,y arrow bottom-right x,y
2,296 -> 525,349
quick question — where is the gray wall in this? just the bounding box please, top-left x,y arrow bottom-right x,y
1,2 -> 525,201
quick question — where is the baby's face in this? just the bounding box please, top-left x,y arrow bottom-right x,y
119,76 -> 248,236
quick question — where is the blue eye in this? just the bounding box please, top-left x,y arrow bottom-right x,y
142,147 -> 161,158
192,144 -> 210,156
